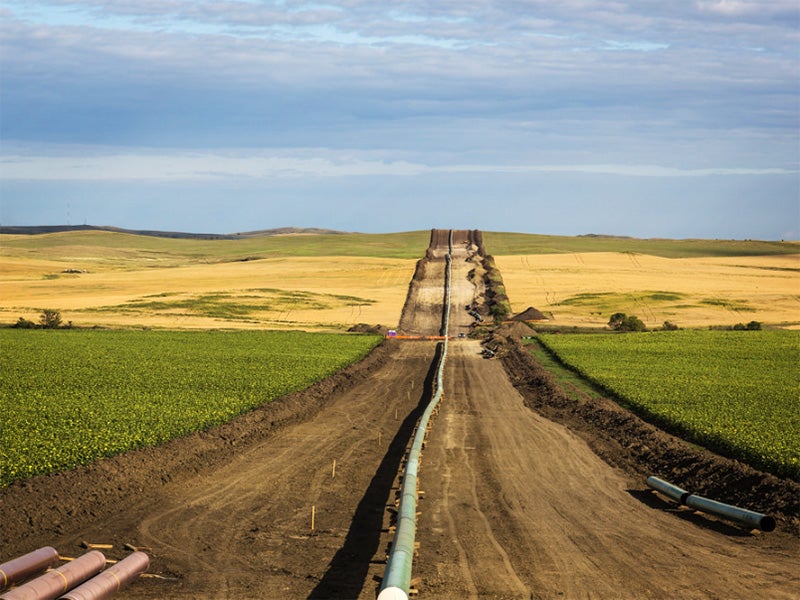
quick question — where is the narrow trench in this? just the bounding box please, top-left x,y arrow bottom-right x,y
308,342 -> 444,599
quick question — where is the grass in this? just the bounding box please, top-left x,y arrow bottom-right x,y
88,289 -> 377,321
0,229 -> 432,264
483,231 -> 799,258
524,337 -> 604,402
3,230 -> 797,267
536,330 -> 800,479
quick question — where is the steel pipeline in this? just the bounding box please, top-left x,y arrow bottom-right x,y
378,230 -> 453,600
646,476 -> 776,532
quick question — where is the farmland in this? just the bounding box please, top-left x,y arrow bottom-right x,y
536,330 -> 800,479
1,229 -> 798,599
2,229 -> 797,332
0,329 -> 380,487
496,251 -> 800,329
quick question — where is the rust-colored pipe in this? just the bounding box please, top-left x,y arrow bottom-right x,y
58,552 -> 149,600
0,548 -> 60,591
0,551 -> 105,600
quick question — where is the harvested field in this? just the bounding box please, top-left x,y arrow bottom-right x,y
0,256 -> 415,331
497,252 -> 800,328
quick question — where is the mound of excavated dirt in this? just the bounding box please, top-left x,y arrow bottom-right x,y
491,321 -> 535,340
511,306 -> 548,321
499,338 -> 800,534
347,323 -> 388,335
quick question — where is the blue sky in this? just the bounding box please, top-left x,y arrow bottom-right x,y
0,1 -> 798,239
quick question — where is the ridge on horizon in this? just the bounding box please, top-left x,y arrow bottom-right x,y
0,224 -> 351,240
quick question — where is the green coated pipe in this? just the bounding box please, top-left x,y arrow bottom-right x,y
379,232 -> 453,600
646,476 -> 776,532
684,493 -> 776,532
645,476 -> 690,504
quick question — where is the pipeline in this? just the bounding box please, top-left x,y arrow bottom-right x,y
0,548 -> 60,592
378,230 -> 453,600
58,552 -> 149,600
646,476 -> 776,532
0,551 -> 106,600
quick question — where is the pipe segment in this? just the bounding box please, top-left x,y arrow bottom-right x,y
683,494 -> 776,532
646,476 -> 776,532
0,551 -> 106,600
645,476 -> 690,504
0,548 -> 60,592
378,231 -> 453,600
58,552 -> 150,600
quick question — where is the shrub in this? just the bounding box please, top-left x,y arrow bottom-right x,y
608,312 -> 626,330
608,312 -> 647,332
490,299 -> 512,323
39,309 -> 63,329
13,317 -> 37,329
622,315 -> 647,332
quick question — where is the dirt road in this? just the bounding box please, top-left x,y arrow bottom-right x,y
417,339 -> 798,598
118,340 -> 438,599
2,229 -> 797,599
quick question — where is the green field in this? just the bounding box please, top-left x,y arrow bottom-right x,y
0,329 -> 381,487
536,330 -> 800,479
484,231 -> 798,258
2,229 -> 796,268
0,229 -> 432,263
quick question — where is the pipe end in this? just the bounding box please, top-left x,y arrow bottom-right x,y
759,516 -> 777,532
377,587 -> 409,600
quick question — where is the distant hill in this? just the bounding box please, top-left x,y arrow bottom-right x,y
232,227 -> 347,238
0,225 -> 348,240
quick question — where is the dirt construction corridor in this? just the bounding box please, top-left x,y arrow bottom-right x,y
1,230 -> 797,599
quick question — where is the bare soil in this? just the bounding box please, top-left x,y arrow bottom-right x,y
2,229 -> 797,599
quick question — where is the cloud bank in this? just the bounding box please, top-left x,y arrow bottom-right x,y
1,1 -> 797,238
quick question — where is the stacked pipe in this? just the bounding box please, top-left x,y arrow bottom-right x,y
59,552 -> 150,600
0,549 -> 149,600
378,230 -> 453,600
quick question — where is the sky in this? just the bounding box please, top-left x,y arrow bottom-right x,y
0,1 -> 798,239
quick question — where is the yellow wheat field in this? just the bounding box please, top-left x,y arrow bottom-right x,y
497,252 -> 800,329
0,256 -> 416,331
2,240 -> 797,330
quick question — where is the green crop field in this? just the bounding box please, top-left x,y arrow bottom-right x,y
0,329 -> 381,487
536,330 -> 800,479
4,229 -> 796,268
484,231 -> 798,258
0,229 -> 432,264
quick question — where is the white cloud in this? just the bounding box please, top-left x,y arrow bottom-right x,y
0,149 -> 426,180
1,147 -> 794,181
1,1 -> 797,182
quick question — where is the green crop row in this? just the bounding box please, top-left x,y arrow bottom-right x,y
536,330 -> 800,480
0,329 -> 381,487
